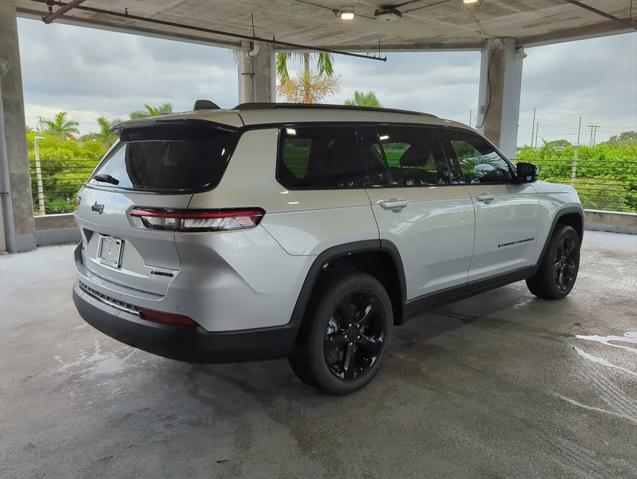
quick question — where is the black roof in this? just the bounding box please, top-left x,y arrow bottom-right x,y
233,102 -> 437,118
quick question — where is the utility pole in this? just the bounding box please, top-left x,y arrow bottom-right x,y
588,125 -> 600,146
531,107 -> 536,148
469,109 -> 472,127
572,116 -> 582,185
33,136 -> 46,215
535,122 -> 539,148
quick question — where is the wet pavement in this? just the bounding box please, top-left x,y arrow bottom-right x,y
1,231 -> 636,478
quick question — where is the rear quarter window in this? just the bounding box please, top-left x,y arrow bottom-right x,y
89,121 -> 238,192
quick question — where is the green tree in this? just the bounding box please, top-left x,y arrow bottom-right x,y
276,52 -> 339,103
79,116 -> 120,147
345,90 -> 381,108
40,112 -> 79,139
26,131 -> 108,214
543,139 -> 571,149
606,131 -> 637,144
516,139 -> 637,213
129,103 -> 173,119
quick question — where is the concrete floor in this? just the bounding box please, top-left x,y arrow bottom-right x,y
1,231 -> 636,478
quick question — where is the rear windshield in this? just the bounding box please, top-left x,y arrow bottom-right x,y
89,121 -> 238,192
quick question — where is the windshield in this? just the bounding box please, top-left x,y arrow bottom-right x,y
89,121 -> 238,192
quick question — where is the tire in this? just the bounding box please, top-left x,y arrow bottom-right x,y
527,224 -> 580,299
288,272 -> 393,395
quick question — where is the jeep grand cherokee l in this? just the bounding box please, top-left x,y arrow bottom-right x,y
72,103 -> 583,395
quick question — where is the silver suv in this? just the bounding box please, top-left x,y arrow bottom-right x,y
73,103 -> 583,394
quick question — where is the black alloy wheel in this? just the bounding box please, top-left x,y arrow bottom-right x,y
554,235 -> 578,293
323,291 -> 386,380
288,272 -> 393,395
527,224 -> 580,299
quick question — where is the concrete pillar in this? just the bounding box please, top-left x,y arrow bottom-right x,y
0,184 -> 5,251
238,41 -> 275,103
476,38 -> 524,160
0,0 -> 36,252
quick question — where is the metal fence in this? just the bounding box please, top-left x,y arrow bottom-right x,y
29,143 -> 99,215
532,157 -> 637,213
29,154 -> 637,215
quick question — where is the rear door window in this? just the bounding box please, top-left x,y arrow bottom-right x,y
278,126 -> 366,189
89,121 -> 238,192
360,126 -> 451,187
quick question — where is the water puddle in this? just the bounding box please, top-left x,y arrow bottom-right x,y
572,345 -> 637,377
575,332 -> 637,353
552,330 -> 637,424
552,392 -> 637,425
53,339 -> 136,379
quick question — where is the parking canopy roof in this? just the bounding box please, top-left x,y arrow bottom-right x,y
17,0 -> 636,52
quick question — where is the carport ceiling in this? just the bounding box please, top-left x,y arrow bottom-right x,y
16,0 -> 636,51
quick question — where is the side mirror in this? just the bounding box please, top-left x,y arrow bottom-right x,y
516,162 -> 538,183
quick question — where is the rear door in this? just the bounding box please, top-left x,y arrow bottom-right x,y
440,128 -> 539,281
75,120 -> 239,295
362,125 -> 475,300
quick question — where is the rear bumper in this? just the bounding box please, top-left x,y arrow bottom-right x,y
73,282 -> 300,363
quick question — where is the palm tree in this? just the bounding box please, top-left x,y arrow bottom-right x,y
345,90 -> 381,108
276,52 -> 339,103
97,116 -> 120,141
78,116 -> 120,146
40,112 -> 79,139
129,102 -> 173,119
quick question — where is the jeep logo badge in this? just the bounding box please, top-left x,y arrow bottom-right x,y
91,202 -> 105,214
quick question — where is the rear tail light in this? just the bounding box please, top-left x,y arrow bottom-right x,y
139,308 -> 199,327
129,207 -> 265,231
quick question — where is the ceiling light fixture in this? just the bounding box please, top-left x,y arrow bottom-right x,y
373,6 -> 402,22
335,7 -> 355,21
462,0 -> 482,6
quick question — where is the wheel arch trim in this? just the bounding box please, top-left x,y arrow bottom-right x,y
538,206 -> 584,266
289,239 -> 407,324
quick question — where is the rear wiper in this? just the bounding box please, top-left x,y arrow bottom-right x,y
93,174 -> 119,185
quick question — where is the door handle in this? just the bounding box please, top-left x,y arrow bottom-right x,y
476,193 -> 495,204
379,198 -> 408,212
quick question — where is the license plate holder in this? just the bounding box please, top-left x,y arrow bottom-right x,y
97,235 -> 123,268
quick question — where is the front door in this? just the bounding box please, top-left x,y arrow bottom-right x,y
441,128 -> 539,282
361,125 -> 475,300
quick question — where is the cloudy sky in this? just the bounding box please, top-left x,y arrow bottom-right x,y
17,18 -> 637,145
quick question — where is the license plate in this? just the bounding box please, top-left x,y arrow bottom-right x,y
97,235 -> 123,268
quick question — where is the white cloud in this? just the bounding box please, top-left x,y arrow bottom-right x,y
17,18 -> 239,133
16,18 -> 637,144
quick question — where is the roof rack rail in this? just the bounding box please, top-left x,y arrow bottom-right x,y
233,102 -> 438,118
